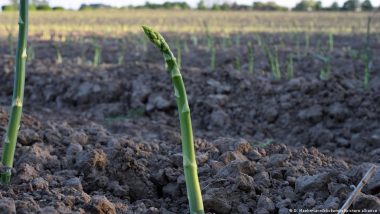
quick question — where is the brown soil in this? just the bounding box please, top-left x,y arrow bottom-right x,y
0,33 -> 380,213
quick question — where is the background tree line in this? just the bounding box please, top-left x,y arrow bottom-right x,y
1,0 -> 378,12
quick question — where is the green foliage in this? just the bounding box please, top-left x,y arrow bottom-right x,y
2,5 -> 16,11
211,3 -> 220,11
139,1 -> 190,10
197,0 -> 206,10
253,2 -> 288,11
36,5 -> 51,11
53,6 -> 65,11
79,4 -> 112,10
29,5 -> 37,11
220,3 -> 231,10
361,0 -> 373,11
329,2 -> 340,11
342,0 -> 361,11
293,0 -> 318,11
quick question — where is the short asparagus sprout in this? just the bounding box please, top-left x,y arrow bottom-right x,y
140,36 -> 148,52
210,45 -> 216,71
256,34 -> 262,47
184,40 -> 189,53
142,26 -> 204,214
316,40 -> 321,52
296,35 -> 301,59
287,54 -> 294,80
192,35 -> 198,46
93,43 -> 101,67
7,32 -> 14,56
176,39 -> 182,69
27,44 -> 34,63
315,54 -> 331,80
264,44 -> 281,80
118,38 -> 127,65
203,21 -> 212,51
221,36 -> 227,50
364,16 -> 372,90
1,0 -> 29,184
53,43 -> 62,64
235,33 -> 240,47
305,32 -> 310,55
247,42 -> 254,73
328,32 -> 334,52
234,55 -> 241,70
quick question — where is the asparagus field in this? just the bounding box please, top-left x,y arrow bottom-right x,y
1,9 -> 380,213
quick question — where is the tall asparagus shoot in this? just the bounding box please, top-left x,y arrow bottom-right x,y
142,26 -> 204,214
1,0 -> 29,184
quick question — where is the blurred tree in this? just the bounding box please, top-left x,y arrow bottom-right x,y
6,0 -> 49,10
211,3 -> 221,10
330,2 -> 340,10
31,0 -> 49,6
253,1 -> 288,11
293,0 -> 317,11
36,4 -> 51,10
8,0 -> 18,7
361,0 -> 373,11
52,6 -> 64,11
220,3 -> 231,10
315,1 -> 323,10
341,0 -> 361,11
197,0 -> 207,10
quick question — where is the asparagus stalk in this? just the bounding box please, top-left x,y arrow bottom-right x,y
248,42 -> 254,73
142,26 -> 204,214
1,0 -> 29,184
210,45 -> 215,71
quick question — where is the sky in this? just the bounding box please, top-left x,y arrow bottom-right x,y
0,0 -> 379,9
